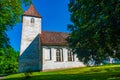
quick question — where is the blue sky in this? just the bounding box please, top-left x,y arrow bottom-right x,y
7,0 -> 71,51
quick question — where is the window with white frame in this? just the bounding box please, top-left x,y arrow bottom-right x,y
56,49 -> 63,62
45,48 -> 51,60
68,49 -> 74,61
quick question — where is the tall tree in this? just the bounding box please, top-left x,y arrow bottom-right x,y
67,0 -> 120,64
0,0 -> 31,49
0,0 -> 31,74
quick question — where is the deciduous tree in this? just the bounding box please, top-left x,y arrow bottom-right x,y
67,0 -> 120,64
0,0 -> 31,74
0,0 -> 31,48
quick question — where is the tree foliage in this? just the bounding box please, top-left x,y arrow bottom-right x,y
0,0 -> 31,48
0,47 -> 19,74
68,0 -> 120,64
0,0 -> 31,74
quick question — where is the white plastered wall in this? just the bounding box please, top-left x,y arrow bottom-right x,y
42,46 -> 85,70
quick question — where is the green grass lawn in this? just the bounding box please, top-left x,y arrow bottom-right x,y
3,64 -> 120,80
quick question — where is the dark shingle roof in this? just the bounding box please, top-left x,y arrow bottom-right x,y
40,31 -> 69,46
23,4 -> 42,18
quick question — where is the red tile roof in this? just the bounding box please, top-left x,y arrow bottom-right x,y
24,4 -> 42,18
40,31 -> 69,46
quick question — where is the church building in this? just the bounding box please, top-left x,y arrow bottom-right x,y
19,4 -> 85,72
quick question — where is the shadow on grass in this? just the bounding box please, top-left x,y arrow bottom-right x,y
90,67 -> 120,72
4,72 -> 120,80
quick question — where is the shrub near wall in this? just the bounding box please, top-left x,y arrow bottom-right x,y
0,47 -> 19,74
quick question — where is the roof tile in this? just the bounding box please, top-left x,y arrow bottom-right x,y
40,31 -> 69,46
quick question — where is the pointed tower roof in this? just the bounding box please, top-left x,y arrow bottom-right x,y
23,4 -> 42,18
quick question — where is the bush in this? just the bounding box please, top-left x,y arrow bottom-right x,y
0,47 -> 19,74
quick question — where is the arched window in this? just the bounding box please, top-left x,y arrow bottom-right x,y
31,18 -> 35,23
68,49 -> 74,61
56,49 -> 63,62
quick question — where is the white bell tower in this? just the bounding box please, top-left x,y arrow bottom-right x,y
19,4 -> 42,72
20,4 -> 42,55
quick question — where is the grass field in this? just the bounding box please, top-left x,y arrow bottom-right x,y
3,64 -> 120,80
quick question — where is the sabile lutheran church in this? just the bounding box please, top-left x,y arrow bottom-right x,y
19,4 -> 85,72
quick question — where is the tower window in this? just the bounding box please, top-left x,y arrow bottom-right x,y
31,18 -> 35,23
